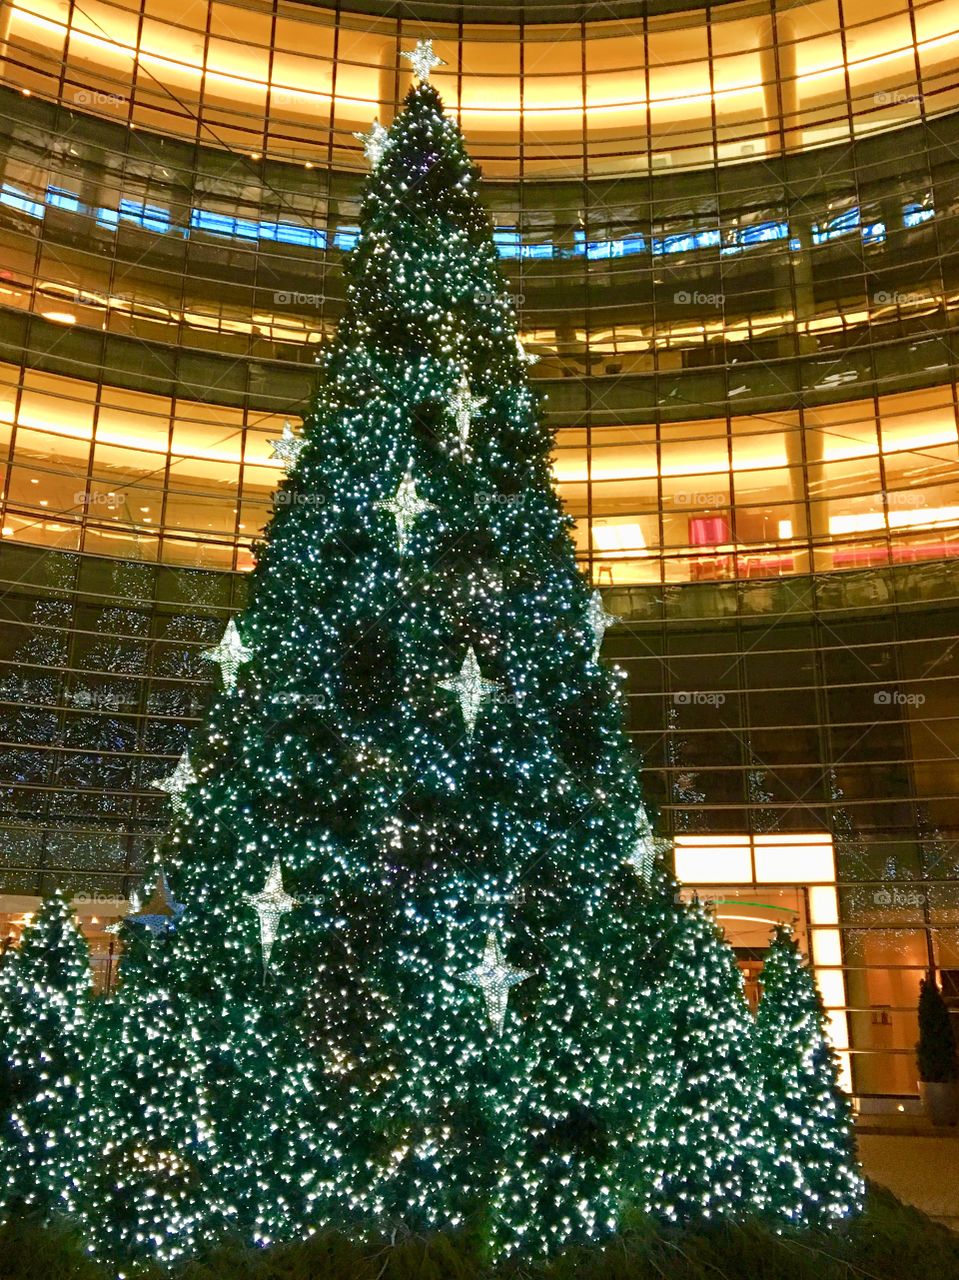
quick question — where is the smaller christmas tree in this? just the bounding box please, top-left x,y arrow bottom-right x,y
754,925 -> 863,1224
81,871 -> 226,1266
0,891 -> 92,1220
639,900 -> 760,1222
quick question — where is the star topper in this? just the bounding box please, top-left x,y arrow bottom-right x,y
439,646 -> 502,739
354,119 -> 389,169
460,931 -> 531,1037
151,749 -> 197,814
401,38 -> 445,84
587,589 -> 618,662
449,374 -> 487,451
374,468 -> 435,557
201,618 -> 252,690
268,419 -> 305,470
245,856 -> 297,979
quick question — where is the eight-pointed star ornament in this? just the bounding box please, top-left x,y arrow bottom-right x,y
151,748 -> 197,814
460,931 -> 531,1037
627,811 -> 657,885
439,646 -> 502,739
245,856 -> 297,979
112,867 -> 185,937
449,374 -> 487,451
515,335 -> 539,365
375,468 -> 435,557
202,618 -> 252,690
354,119 -> 389,169
587,589 -> 618,662
268,419 -> 305,470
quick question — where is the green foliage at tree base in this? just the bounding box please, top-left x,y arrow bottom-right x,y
0,1186 -> 953,1280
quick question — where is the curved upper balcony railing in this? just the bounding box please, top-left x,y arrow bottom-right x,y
322,1 -> 744,22
0,92 -> 955,394
0,0 -> 956,177
1,351 -> 958,591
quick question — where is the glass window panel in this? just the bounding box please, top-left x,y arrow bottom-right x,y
19,370 -> 97,441
170,404 -> 243,460
95,389 -> 171,452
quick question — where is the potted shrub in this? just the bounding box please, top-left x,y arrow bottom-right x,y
916,975 -> 959,1126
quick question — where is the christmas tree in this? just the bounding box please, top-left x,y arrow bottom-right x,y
129,59 -> 662,1256
64,45 -> 861,1263
80,871 -> 227,1265
0,891 -> 92,1219
754,926 -> 863,1223
639,899 -> 760,1222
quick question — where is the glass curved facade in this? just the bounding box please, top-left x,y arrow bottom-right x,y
0,0 -> 958,1101
1,0 -> 956,174
3,360 -> 959,584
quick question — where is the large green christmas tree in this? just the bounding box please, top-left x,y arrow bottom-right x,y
13,47 -> 861,1264
142,63 -> 667,1255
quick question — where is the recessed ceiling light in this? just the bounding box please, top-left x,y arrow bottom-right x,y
1,526 -> 13,536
